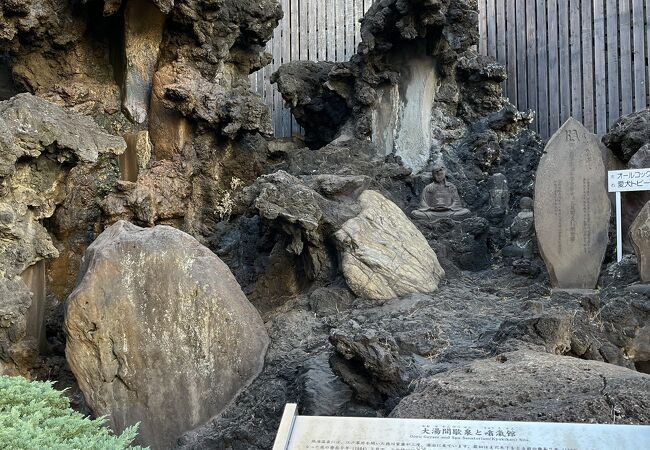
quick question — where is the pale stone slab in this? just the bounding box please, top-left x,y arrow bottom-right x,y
534,118 -> 611,289
272,404 -> 650,450
122,0 -> 166,123
630,201 -> 650,282
334,190 -> 444,300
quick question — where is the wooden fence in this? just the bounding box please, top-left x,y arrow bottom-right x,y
255,0 -> 650,140
479,0 -> 649,138
251,0 -> 374,138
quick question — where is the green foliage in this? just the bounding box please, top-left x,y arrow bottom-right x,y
0,375 -> 146,450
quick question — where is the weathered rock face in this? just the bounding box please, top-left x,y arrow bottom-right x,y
64,221 -> 269,449
630,201 -> 650,283
622,144 -> 650,250
272,0 -> 543,269
0,94 -> 125,375
602,108 -> 650,163
391,350 -> 650,424
335,190 -> 444,300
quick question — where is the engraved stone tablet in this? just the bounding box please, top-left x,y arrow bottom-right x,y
272,404 -> 650,450
534,118 -> 611,289
630,201 -> 650,282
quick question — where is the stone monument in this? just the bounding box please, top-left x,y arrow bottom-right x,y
630,201 -> 650,282
411,163 -> 471,220
534,118 -> 611,289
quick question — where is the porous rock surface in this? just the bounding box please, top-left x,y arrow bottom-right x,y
602,108 -> 650,162
630,201 -> 650,282
64,220 -> 269,449
176,269 -> 650,449
335,190 -> 445,300
391,350 -> 650,424
0,93 -> 125,376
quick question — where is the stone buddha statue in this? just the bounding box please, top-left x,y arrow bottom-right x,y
411,163 -> 471,220
502,196 -> 535,259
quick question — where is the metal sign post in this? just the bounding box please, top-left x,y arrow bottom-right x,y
608,169 -> 650,262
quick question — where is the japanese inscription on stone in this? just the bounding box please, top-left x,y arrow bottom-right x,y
534,118 -> 611,289
272,404 -> 649,450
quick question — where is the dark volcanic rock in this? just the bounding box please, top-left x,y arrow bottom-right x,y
603,108 -> 650,162
391,350 -> 650,424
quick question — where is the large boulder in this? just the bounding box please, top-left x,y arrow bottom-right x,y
602,108 -> 650,162
335,190 -> 445,300
630,201 -> 650,282
64,221 -> 269,449
391,350 -> 650,424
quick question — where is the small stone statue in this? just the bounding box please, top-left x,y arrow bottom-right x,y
503,196 -> 535,259
411,163 -> 471,220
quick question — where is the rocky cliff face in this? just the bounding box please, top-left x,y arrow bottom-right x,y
0,93 -> 125,375
0,0 -> 648,448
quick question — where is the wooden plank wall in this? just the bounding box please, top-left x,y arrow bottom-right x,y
259,0 -> 649,140
252,0 -> 375,138
479,0 -> 650,139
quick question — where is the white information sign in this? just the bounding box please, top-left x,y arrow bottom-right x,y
608,169 -> 650,262
608,169 -> 650,192
272,404 -> 650,450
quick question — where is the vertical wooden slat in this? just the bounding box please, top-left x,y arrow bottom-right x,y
308,0 -> 317,61
318,0 -> 326,61
355,0 -> 363,49
631,0 -> 646,111
618,0 -> 633,115
558,0 -> 570,122
299,0 -> 308,61
345,0 -> 355,60
479,0 -> 488,55
536,0 -> 548,138
290,0 -> 299,135
486,0 -> 496,59
593,0 -> 608,135
281,0 -> 291,137
506,0 -> 518,107
290,0 -> 299,62
272,7 -> 283,137
335,0 -> 345,61
547,0 -> 560,133
569,0 -> 582,122
581,0 -> 594,132
516,0 -> 528,110
495,0 -> 506,63
606,0 -> 620,126
526,0 -> 537,131
327,0 -> 336,60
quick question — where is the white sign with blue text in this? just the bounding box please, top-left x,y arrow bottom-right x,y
608,169 -> 650,192
608,169 -> 650,262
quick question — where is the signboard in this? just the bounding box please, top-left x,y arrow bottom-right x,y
608,169 -> 650,192
272,404 -> 650,450
608,169 -> 650,262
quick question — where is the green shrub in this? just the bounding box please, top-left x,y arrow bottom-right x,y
0,375 -> 146,450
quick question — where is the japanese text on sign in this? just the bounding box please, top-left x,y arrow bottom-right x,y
608,169 -> 650,192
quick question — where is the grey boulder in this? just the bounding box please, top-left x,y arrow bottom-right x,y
64,221 -> 269,449
391,350 -> 650,424
334,190 -> 445,300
